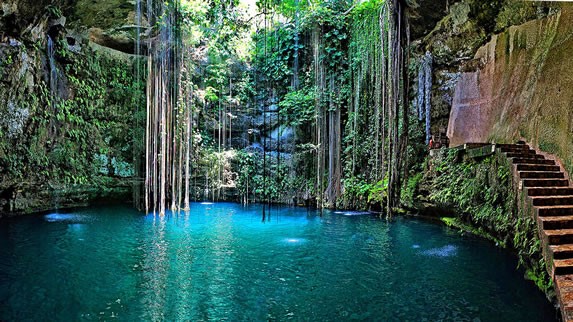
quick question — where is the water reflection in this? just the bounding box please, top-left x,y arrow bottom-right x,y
0,204 -> 557,321
140,214 -> 168,320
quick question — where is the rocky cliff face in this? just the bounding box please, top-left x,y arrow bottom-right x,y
415,0 -> 554,140
447,6 -> 573,175
0,0 -> 142,217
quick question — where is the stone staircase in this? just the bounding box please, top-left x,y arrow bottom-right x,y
500,142 -> 573,321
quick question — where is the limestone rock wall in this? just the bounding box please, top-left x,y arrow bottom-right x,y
447,6 -> 573,175
0,0 -> 143,216
413,0 -> 551,142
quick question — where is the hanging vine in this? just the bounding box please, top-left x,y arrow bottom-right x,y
139,0 -> 413,215
342,0 -> 410,216
144,0 -> 188,215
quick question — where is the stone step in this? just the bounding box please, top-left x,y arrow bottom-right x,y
541,216 -> 573,230
527,187 -> 573,196
537,206 -> 573,217
517,164 -> 560,172
500,146 -> 535,153
507,152 -> 544,159
554,258 -> 573,275
519,171 -> 564,179
554,275 -> 573,321
511,158 -> 555,165
500,147 -> 537,156
550,244 -> 573,260
544,229 -> 573,245
531,196 -> 573,207
497,143 -> 527,149
523,179 -> 569,187
464,143 -> 490,149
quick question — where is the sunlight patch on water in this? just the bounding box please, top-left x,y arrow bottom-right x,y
282,238 -> 306,245
68,223 -> 85,230
334,211 -> 371,216
421,245 -> 457,257
44,213 -> 91,223
200,202 -> 214,205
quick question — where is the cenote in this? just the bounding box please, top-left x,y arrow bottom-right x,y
0,203 -> 556,321
3,0 -> 573,319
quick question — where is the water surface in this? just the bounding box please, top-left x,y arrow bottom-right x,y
0,203 -> 556,321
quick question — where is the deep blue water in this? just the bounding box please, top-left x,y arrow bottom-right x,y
0,202 -> 557,321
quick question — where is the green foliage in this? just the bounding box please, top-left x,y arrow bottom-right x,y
539,140 -> 559,154
494,1 -> 536,32
279,89 -> 315,125
367,178 -> 388,204
339,176 -> 388,210
441,216 -> 504,246
178,0 -> 252,138
342,0 -> 386,183
340,177 -> 370,210
253,23 -> 297,93
232,149 -> 297,203
401,172 -> 423,207
46,5 -> 63,19
0,40 -> 143,186
470,0 -> 504,33
235,149 -> 257,197
205,86 -> 219,102
351,0 -> 385,17
321,26 -> 348,68
3,54 -> 13,66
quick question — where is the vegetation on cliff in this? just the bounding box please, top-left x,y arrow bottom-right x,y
0,13 -> 144,214
410,149 -> 552,294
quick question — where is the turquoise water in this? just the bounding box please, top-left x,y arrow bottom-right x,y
0,203 -> 556,321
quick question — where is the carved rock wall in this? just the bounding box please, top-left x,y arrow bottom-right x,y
447,7 -> 573,174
